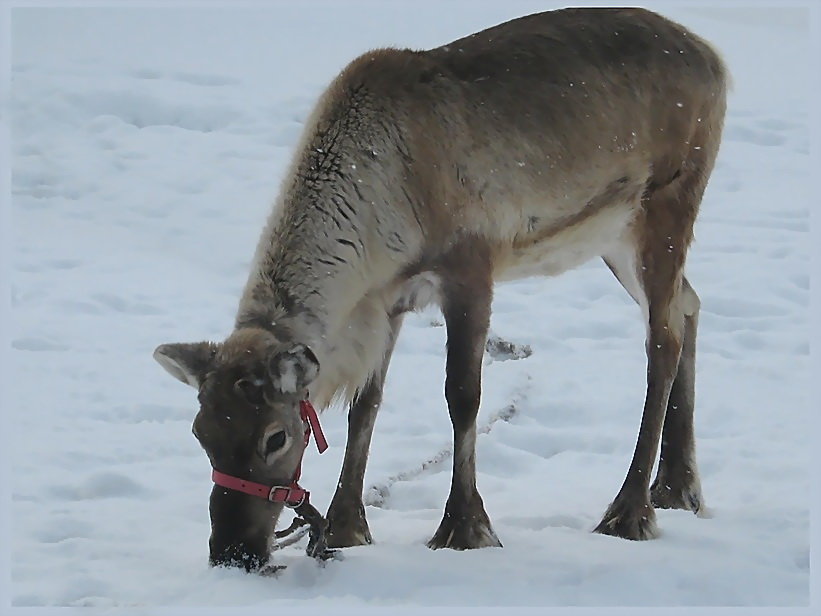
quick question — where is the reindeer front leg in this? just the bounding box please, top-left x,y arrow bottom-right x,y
428,242 -> 502,550
326,316 -> 403,548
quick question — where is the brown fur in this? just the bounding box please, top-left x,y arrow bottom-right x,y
155,7 -> 727,567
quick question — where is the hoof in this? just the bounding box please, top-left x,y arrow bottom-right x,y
594,498 -> 659,540
427,511 -> 503,550
326,501 -> 373,548
651,470 -> 705,516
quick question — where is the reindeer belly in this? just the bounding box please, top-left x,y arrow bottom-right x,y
494,198 -> 639,282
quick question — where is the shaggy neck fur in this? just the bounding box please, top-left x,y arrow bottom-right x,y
234,52 -> 426,409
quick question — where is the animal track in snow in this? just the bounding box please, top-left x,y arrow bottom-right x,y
65,90 -> 241,132
500,513 -> 587,532
129,68 -> 163,80
55,299 -> 106,315
756,118 -> 800,132
12,337 -> 70,352
365,385 -> 529,509
704,296 -> 788,319
789,273 -> 809,290
725,124 -> 786,147
15,258 -> 83,272
93,403 -> 194,425
724,115 -> 808,153
272,123 -> 305,146
90,293 -> 163,315
128,68 -> 240,87
171,71 -> 240,87
703,214 -> 808,233
731,331 -> 767,351
36,517 -> 94,543
51,472 -> 148,501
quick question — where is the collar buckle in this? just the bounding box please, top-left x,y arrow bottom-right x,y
267,484 -> 308,508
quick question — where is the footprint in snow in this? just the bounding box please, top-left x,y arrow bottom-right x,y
36,517 -> 94,543
731,331 -> 767,351
790,273 -> 809,290
67,90 -> 240,132
15,258 -> 83,273
742,219 -> 807,232
128,68 -> 240,87
128,68 -> 163,80
171,71 -> 240,87
272,123 -> 305,147
717,177 -> 742,192
705,296 -> 788,319
724,123 -> 787,147
757,118 -> 801,132
12,337 -> 70,352
501,514 -> 586,532
794,549 -> 810,570
52,472 -> 149,501
724,115 -> 808,153
98,403 -> 194,424
56,299 -> 106,315
91,293 -> 163,315
776,209 -> 810,220
365,394 -> 526,509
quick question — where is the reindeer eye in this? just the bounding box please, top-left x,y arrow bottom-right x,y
235,378 -> 266,405
265,430 -> 287,456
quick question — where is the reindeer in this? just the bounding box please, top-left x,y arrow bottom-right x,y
154,7 -> 727,571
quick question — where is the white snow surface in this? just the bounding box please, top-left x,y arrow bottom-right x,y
7,1 -> 815,609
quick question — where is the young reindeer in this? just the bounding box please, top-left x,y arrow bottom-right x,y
154,7 -> 727,570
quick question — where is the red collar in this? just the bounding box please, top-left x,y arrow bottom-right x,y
211,400 -> 328,507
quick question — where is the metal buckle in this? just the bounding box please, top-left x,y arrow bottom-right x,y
268,485 -> 290,502
285,490 -> 307,509
268,485 -> 307,508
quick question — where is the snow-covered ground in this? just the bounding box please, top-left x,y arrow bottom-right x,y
7,1 -> 815,608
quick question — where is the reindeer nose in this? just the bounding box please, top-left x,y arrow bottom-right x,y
208,541 -> 269,572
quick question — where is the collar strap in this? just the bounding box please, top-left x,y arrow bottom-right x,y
211,469 -> 309,507
211,400 -> 327,507
300,400 -> 328,453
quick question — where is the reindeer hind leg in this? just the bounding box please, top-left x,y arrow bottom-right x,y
595,166 -> 707,540
650,277 -> 708,516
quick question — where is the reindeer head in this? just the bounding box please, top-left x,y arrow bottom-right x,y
153,328 -> 319,571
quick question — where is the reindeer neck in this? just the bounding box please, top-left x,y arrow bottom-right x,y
235,184 -> 381,358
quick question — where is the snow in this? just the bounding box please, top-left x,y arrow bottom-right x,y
7,0 -> 816,609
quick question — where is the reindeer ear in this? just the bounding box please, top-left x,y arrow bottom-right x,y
268,344 -> 319,394
153,342 -> 218,388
